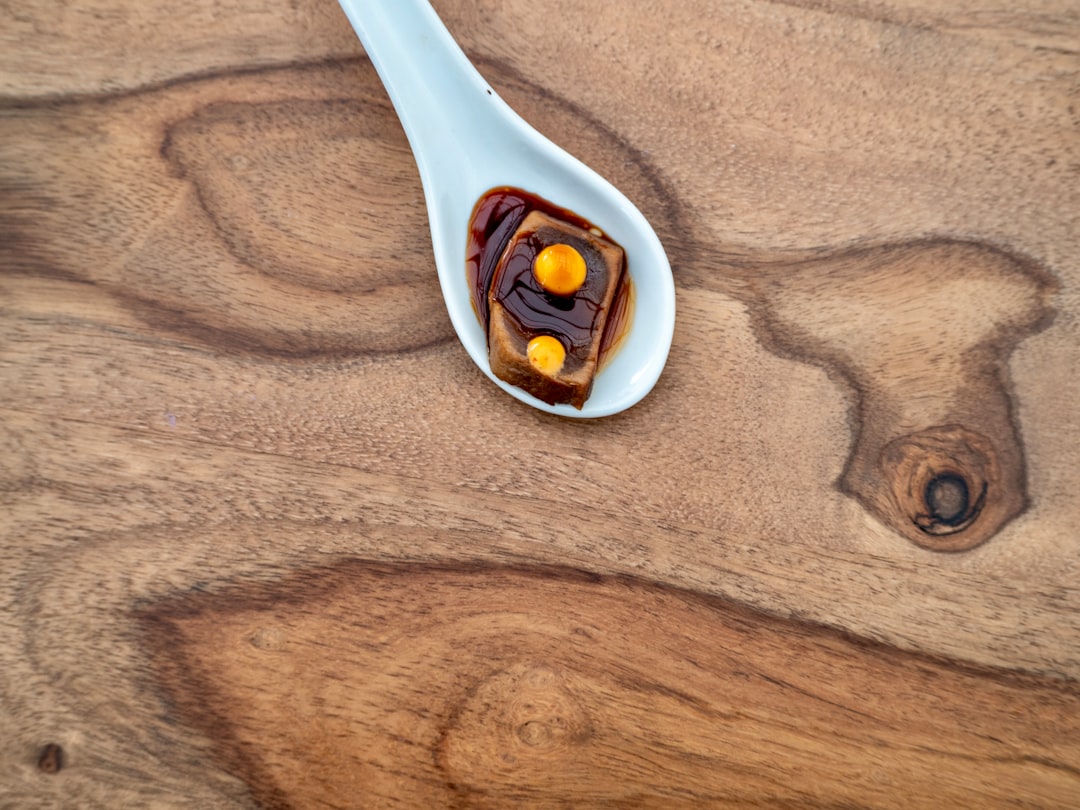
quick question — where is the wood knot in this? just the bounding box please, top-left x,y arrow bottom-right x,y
923,473 -> 975,530
248,625 -> 286,651
438,663 -> 592,785
753,240 -> 1054,551
516,719 -> 552,747
878,425 -> 1007,552
504,667 -> 591,752
37,742 -> 64,774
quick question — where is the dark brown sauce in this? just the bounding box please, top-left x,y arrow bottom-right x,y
598,270 -> 634,369
466,187 -> 633,367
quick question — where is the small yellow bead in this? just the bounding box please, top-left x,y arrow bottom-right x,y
533,243 -> 587,296
526,335 -> 566,377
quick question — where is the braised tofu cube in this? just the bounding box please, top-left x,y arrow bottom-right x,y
486,210 -> 626,408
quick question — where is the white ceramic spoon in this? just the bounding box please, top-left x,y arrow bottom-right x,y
337,0 -> 675,417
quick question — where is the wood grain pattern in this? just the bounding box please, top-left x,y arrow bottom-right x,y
141,562 -> 1080,808
2,0 -> 1078,806
732,240 -> 1059,550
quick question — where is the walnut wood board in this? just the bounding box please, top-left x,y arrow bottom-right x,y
2,0 -> 1078,808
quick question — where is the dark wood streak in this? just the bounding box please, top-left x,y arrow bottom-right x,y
0,55 -> 367,110
692,239 -> 1058,550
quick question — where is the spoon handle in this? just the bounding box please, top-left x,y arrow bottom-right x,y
336,0 -> 512,191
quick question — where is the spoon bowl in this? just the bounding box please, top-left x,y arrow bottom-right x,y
337,0 -> 675,417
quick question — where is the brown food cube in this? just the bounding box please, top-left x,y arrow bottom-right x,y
486,210 -> 626,409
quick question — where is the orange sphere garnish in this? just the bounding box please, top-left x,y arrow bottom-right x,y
533,243 -> 587,296
526,335 -> 566,377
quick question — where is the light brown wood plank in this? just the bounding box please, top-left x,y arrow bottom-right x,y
141,562 -> 1080,808
2,0 -> 1078,806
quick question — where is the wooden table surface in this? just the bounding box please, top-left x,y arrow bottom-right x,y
3,0 -> 1079,807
